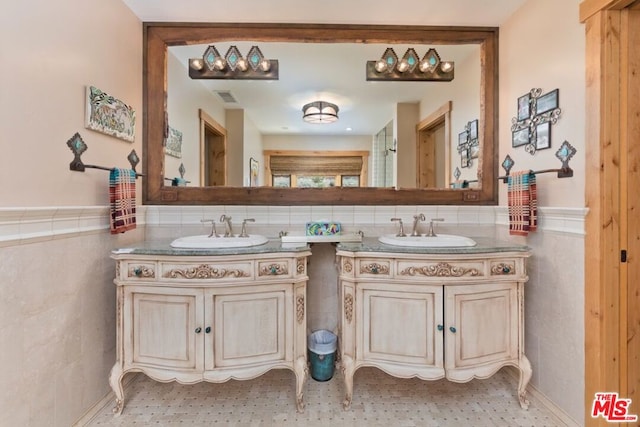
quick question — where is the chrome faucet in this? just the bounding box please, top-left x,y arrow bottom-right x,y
219,214 -> 233,237
426,218 -> 445,237
239,218 -> 255,238
411,213 -> 426,236
390,218 -> 406,237
200,219 -> 219,238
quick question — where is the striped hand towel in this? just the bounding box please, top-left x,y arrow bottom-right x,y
507,171 -> 537,236
109,168 -> 137,234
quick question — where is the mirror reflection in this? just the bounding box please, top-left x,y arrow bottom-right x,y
165,42 -> 481,190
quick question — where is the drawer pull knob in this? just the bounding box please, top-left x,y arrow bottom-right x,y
437,324 -> 444,331
449,326 -> 457,333
205,326 -> 211,334
195,327 -> 202,334
502,266 -> 511,273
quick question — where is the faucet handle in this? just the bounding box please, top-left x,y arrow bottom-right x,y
390,218 -> 406,237
200,219 -> 219,238
426,218 -> 445,237
239,218 -> 255,238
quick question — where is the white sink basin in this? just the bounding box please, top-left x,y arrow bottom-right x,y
170,234 -> 269,249
378,234 -> 477,248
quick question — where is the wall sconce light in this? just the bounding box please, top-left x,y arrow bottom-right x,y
302,101 -> 339,124
367,48 -> 454,82
189,45 -> 279,80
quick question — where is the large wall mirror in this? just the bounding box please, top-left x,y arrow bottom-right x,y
144,23 -> 498,205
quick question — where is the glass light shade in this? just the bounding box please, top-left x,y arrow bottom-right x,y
302,101 -> 339,124
190,58 -> 204,71
375,59 -> 388,73
259,59 -> 271,72
213,58 -> 226,71
440,61 -> 454,72
236,58 -> 248,71
397,59 -> 410,73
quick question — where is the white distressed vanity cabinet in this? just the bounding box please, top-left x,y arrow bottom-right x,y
336,243 -> 531,409
109,245 -> 312,414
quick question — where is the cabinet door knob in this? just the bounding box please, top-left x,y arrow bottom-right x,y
205,326 -> 211,333
195,327 -> 202,334
449,326 -> 457,333
437,324 -> 444,331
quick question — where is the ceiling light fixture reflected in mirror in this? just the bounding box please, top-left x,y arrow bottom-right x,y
367,47 -> 454,81
188,45 -> 279,80
302,101 -> 339,124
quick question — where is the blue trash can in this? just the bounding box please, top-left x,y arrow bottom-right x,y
307,330 -> 337,381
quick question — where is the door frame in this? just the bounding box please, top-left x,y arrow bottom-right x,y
580,1 -> 640,424
416,101 -> 452,188
198,109 -> 227,186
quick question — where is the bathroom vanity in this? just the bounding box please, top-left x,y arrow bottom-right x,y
335,238 -> 531,410
109,240 -> 312,414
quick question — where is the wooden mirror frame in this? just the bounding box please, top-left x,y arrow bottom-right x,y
144,23 -> 498,205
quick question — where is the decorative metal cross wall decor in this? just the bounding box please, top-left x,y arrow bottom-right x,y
511,88 -> 562,155
457,119 -> 479,168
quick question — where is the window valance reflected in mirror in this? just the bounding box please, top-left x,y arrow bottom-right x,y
144,23 -> 498,205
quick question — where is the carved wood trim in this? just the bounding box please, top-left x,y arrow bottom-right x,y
296,258 -> 305,275
345,294 -> 354,323
164,264 -> 250,279
128,265 -> 155,278
360,263 -> 389,275
296,295 -> 305,323
400,262 -> 480,277
490,263 -> 515,275
259,263 -> 288,276
343,259 -> 353,273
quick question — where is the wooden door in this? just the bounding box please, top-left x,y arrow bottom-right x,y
582,3 -> 640,423
126,287 -> 203,371
416,101 -> 451,189
205,129 -> 226,186
624,4 -> 640,408
444,283 -> 517,376
359,282 -> 443,368
417,123 -> 439,188
199,109 -> 227,186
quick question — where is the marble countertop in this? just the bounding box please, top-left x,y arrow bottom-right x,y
336,236 -> 530,255
112,236 -> 529,257
111,238 -> 311,257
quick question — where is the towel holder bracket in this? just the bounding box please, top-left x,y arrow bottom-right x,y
66,132 -> 144,178
498,140 -> 576,183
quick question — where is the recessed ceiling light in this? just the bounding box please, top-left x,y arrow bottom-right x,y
346,127 -> 353,131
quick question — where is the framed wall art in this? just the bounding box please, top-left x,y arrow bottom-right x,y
535,89 -> 559,115
535,122 -> 551,150
511,87 -> 562,155
165,126 -> 183,158
85,86 -> 136,142
250,157 -> 259,187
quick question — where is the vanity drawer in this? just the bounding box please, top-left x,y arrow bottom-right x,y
123,261 -> 157,280
356,259 -> 391,277
160,261 -> 253,281
257,259 -> 292,279
489,259 -> 519,276
395,259 -> 484,281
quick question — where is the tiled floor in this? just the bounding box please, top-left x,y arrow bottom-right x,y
87,368 -> 567,426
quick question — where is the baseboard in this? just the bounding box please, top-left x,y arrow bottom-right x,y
72,373 -> 139,427
504,367 -> 581,427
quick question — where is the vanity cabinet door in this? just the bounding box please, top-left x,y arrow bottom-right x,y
125,286 -> 204,372
358,282 -> 444,369
444,282 -> 518,380
207,285 -> 290,370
